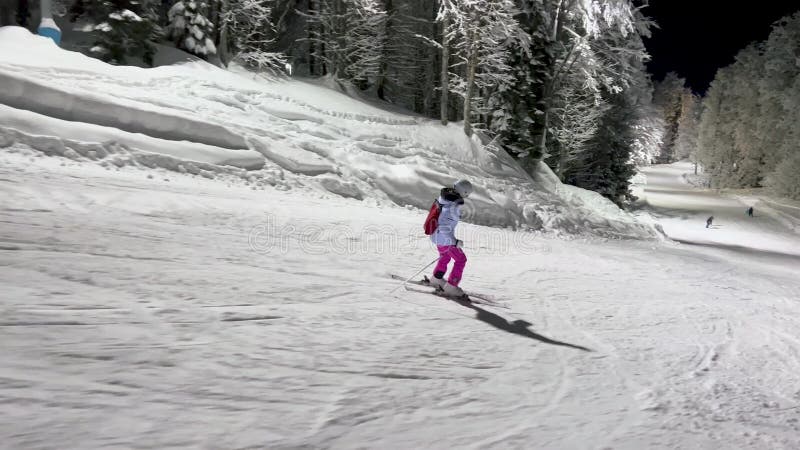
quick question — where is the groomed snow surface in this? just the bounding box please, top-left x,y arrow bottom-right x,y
3,25 -> 800,450
2,150 -> 800,449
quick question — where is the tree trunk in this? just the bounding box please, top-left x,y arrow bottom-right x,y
540,36 -> 580,159
537,0 -> 574,159
305,0 -> 313,74
463,35 -> 478,136
276,0 -> 297,34
424,0 -> 437,116
539,108 -> 549,159
217,0 -> 230,67
551,0 -> 564,40
440,14 -> 449,125
556,135 -> 567,180
376,0 -> 393,100
333,0 -> 346,77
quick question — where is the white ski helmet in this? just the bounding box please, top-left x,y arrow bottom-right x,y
453,179 -> 473,198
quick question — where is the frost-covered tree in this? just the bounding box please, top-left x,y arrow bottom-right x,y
302,0 -> 387,83
343,0 -> 387,85
494,0 -> 549,164
168,0 -> 217,58
767,152 -> 800,199
376,0 -> 438,112
652,72 -> 689,163
673,92 -> 701,165
535,0 -> 647,158
698,11 -> 799,197
568,90 -> 639,205
697,68 -> 737,187
727,44 -> 764,187
543,0 -> 652,202
550,76 -> 609,179
756,12 -> 800,193
220,0 -> 286,72
449,0 -> 525,136
436,0 -> 458,125
629,84 -> 665,167
261,0 -> 659,202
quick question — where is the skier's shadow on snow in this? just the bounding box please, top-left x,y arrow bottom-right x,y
456,300 -> 591,352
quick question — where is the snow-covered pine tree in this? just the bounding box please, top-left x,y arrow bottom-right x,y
550,75 -> 609,180
445,0 -> 525,136
168,0 -> 217,58
698,11 -> 799,194
301,0 -> 386,83
652,72 -> 689,163
558,0 -> 652,203
673,92 -> 701,168
376,0 -> 438,113
627,75 -> 665,168
727,44 -> 764,187
757,12 -> 800,195
342,0 -> 387,88
569,90 -> 638,205
697,68 -> 737,188
495,0 -> 549,166
629,103 -> 665,167
766,152 -> 800,200
78,0 -> 161,65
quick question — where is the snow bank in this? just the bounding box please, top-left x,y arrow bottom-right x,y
0,67 -> 247,151
0,104 -> 264,170
0,26 -> 660,239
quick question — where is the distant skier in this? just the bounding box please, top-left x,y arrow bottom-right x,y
747,207 -> 754,217
423,179 -> 473,297
706,216 -> 714,228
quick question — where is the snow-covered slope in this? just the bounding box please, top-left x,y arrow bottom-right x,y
632,162 -> 800,259
2,151 -> 799,449
0,26 -> 658,239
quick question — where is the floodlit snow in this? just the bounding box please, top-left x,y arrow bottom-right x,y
633,161 -> 800,261
2,25 -> 800,449
0,26 -> 657,239
2,150 -> 800,449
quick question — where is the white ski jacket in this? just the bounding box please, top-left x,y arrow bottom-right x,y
431,195 -> 462,247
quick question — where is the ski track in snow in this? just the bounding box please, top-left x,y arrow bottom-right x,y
1,153 -> 799,449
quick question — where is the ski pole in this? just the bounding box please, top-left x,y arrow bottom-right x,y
391,256 -> 440,293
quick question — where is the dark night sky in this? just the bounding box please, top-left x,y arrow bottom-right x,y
641,0 -> 800,94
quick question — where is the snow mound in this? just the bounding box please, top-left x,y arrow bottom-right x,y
0,104 -> 264,170
0,70 -> 247,150
0,26 -> 659,239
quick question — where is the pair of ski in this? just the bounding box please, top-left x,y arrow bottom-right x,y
391,274 -> 508,309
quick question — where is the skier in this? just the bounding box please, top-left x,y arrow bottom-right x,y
747,206 -> 754,217
427,179 -> 473,297
706,215 -> 714,228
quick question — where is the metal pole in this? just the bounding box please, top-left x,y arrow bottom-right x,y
390,256 -> 440,293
